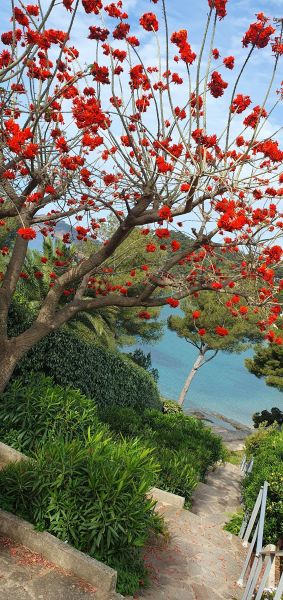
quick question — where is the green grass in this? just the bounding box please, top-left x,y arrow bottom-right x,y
224,449 -> 243,465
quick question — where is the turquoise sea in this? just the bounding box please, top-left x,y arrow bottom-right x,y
131,308 -> 283,426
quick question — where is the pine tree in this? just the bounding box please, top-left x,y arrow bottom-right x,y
168,292 -> 264,406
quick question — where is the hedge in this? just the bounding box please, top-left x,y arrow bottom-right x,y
14,329 -> 162,412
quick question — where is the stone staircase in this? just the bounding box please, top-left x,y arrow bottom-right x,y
137,462 -> 246,600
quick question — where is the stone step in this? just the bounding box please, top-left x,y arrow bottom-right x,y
140,462 -> 246,600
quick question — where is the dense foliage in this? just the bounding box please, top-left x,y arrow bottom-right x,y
0,374 -> 104,451
125,349 -> 159,383
14,330 -> 162,412
98,406 -> 224,503
252,407 -> 283,428
246,345 -> 283,391
0,436 -> 162,594
0,373 -> 223,593
226,428 -> 283,544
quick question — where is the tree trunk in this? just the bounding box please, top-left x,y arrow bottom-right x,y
0,347 -> 20,395
178,351 -> 205,406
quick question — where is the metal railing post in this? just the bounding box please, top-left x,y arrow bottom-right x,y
242,486 -> 263,545
241,555 -> 263,600
255,481 -> 268,556
237,523 -> 259,586
254,546 -> 276,600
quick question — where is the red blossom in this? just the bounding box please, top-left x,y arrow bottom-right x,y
243,105 -> 267,128
243,17 -> 275,49
159,205 -> 172,220
198,328 -> 207,336
171,240 -> 181,252
82,0 -> 103,14
208,0 -> 228,19
138,311 -> 151,319
17,227 -> 37,240
192,310 -> 201,319
215,325 -> 229,336
166,297 -> 179,308
231,94 -> 251,114
88,26 -> 109,41
26,5 -> 40,16
140,12 -> 159,32
146,243 -> 157,252
208,71 -> 228,98
223,55 -> 234,69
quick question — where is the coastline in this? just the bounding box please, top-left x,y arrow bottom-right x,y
186,408 -> 253,449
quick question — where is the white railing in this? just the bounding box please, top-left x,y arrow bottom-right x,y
240,454 -> 254,475
237,479 -> 283,600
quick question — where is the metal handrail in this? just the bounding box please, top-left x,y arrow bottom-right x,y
241,454 -> 254,475
238,481 -> 270,600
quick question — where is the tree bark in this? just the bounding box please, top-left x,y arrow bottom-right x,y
178,351 -> 205,406
0,344 -> 21,395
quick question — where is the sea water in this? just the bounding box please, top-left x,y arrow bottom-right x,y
130,308 -> 283,426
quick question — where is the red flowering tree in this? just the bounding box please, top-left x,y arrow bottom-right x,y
0,0 -> 283,392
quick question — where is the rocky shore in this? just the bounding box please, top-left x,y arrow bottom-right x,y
186,409 -> 252,450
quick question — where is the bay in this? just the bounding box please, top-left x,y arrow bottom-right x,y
128,308 -> 283,426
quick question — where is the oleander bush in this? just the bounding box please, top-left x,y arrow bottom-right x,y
98,406 -> 224,503
0,435 -> 163,595
0,373 -> 104,452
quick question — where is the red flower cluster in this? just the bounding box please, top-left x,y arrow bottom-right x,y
91,63 -> 110,84
208,71 -> 228,98
171,240 -> 181,252
192,310 -> 201,319
223,55 -> 234,69
140,12 -> 159,32
82,0 -> 103,14
138,311 -> 151,320
215,325 -> 229,336
208,0 -> 227,19
256,140 -> 283,163
243,105 -> 267,128
146,243 -> 156,252
72,96 -> 109,130
170,29 -> 196,65
166,297 -> 179,308
88,26 -> 109,41
231,94 -> 251,113
159,205 -> 172,220
26,5 -> 40,16
242,16 -> 275,49
17,227 -> 37,240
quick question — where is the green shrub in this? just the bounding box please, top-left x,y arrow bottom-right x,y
14,329 -> 162,412
141,410 -> 224,476
0,435 -> 163,595
98,405 -> 224,503
0,373 -> 104,452
156,448 -> 198,505
242,429 -> 283,544
224,510 -> 244,535
98,405 -> 142,438
162,399 -> 183,414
